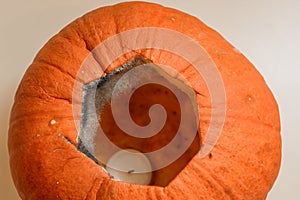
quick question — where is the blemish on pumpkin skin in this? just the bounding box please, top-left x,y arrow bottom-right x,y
49,119 -> 56,125
247,95 -> 254,102
171,17 -> 176,21
53,148 -> 63,153
209,153 -> 213,159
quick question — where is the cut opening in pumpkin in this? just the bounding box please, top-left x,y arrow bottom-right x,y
78,55 -> 200,187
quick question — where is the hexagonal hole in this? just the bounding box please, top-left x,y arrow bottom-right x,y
78,55 -> 200,187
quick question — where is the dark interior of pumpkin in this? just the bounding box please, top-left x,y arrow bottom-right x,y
78,55 -> 200,187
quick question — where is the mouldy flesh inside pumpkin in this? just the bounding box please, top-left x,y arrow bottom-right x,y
8,1 -> 281,200
78,55 -> 200,186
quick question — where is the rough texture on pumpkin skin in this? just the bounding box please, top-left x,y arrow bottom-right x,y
8,1 -> 281,200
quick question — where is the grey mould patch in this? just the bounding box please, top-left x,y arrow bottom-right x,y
77,55 -> 151,164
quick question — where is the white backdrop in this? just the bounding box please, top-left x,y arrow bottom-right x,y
1,0 -> 299,199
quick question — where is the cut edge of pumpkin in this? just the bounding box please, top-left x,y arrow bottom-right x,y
78,55 -> 201,187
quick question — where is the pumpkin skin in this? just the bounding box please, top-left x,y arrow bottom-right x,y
8,1 -> 281,200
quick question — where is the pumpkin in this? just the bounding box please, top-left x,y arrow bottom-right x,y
8,1 -> 281,199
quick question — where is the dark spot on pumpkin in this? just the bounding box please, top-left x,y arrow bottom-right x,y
153,88 -> 162,94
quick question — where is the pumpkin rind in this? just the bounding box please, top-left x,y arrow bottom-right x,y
8,1 -> 281,199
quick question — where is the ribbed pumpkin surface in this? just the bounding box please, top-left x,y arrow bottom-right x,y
8,2 -> 281,199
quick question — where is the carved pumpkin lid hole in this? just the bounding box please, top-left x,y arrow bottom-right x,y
78,55 -> 200,187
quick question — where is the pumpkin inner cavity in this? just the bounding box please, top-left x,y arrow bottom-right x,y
78,55 -> 200,187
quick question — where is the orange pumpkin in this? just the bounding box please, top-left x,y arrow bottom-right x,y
8,1 -> 281,199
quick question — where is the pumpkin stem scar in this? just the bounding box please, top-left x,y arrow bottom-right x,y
77,55 -> 200,186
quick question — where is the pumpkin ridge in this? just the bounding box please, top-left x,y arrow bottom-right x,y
76,12 -> 110,52
56,28 -> 87,50
73,19 -> 106,70
185,161 -> 233,199
21,86 -> 72,104
32,56 -> 82,81
36,58 -> 75,81
8,117 -> 75,151
37,85 -> 72,104
12,74 -> 72,105
84,176 -> 104,199
199,161 -> 254,199
9,97 -> 72,125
